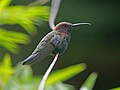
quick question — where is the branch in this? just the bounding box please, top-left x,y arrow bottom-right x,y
38,53 -> 59,90
49,0 -> 61,30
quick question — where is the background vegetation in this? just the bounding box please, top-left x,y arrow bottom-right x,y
0,0 -> 120,90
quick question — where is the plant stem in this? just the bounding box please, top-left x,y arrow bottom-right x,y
38,53 -> 59,90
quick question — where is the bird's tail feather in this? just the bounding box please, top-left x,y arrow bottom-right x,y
22,42 -> 54,65
22,53 -> 40,65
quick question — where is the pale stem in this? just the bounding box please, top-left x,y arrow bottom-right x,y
38,53 -> 59,90
49,0 -> 61,30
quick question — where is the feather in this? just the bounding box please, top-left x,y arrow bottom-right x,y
22,31 -> 61,65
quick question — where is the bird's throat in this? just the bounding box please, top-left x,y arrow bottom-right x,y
59,32 -> 68,39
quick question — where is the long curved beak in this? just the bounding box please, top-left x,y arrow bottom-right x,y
72,23 -> 91,27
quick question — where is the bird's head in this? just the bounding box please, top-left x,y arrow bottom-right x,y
54,22 -> 91,34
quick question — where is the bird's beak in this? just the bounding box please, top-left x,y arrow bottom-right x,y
72,23 -> 91,27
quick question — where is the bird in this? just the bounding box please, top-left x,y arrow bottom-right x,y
22,22 -> 90,65
22,0 -> 91,65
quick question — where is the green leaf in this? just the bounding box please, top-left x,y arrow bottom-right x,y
111,87 -> 120,90
1,42 -> 20,53
0,1 -> 50,53
0,2 -> 50,53
26,6 -> 49,21
0,0 -> 12,11
2,54 -> 12,67
5,63 -> 41,90
19,19 -> 37,35
0,54 -> 14,85
46,82 -> 75,90
0,28 -> 30,53
80,72 -> 98,90
54,82 -> 74,90
47,63 -> 86,85
0,5 -> 49,34
20,65 -> 33,82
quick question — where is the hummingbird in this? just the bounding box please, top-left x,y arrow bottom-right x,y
22,0 -> 91,65
22,22 -> 91,65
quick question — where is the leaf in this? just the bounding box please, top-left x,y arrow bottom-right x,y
1,42 -> 20,53
54,82 -> 74,90
0,29 -> 29,43
0,0 -> 12,11
5,63 -> 41,90
19,19 -> 37,35
47,63 -> 86,85
80,72 -> 98,90
0,28 -> 30,53
46,82 -> 75,90
0,54 -> 14,85
26,6 -> 49,21
111,87 -> 120,90
2,54 -> 12,68
0,2 -> 50,53
20,65 -> 33,82
0,5 -> 49,34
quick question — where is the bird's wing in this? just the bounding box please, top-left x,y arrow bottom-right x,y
22,31 -> 61,65
49,0 -> 61,30
22,40 -> 54,65
32,31 -> 61,54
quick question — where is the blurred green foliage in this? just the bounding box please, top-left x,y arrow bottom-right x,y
0,28 -> 29,53
47,63 -> 86,85
0,54 -> 96,90
80,72 -> 98,90
111,87 -> 120,90
0,54 -> 119,90
0,54 -> 14,86
0,0 -> 49,53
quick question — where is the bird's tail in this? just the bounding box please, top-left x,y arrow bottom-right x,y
22,53 -> 40,65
